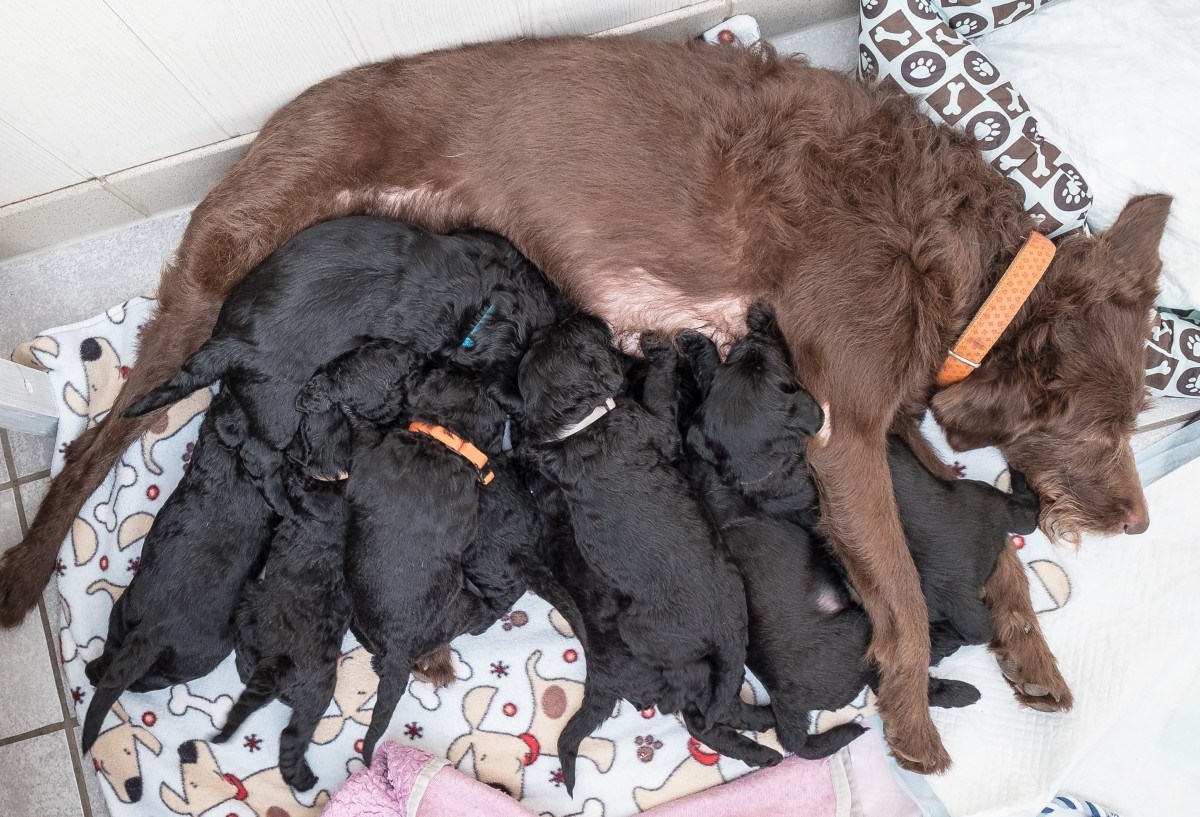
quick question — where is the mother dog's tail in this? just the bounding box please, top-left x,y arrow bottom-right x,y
0,294 -> 222,628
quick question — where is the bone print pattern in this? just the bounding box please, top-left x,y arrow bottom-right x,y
857,0 -> 1089,237
1146,308 -> 1200,398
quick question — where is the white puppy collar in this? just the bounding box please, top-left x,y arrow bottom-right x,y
553,397 -> 616,441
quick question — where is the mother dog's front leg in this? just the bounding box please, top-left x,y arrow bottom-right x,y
984,545 -> 1073,711
807,407 -> 951,774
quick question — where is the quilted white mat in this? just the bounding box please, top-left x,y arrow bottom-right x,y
915,417 -> 1200,816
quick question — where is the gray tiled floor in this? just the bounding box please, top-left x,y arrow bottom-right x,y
0,211 -> 177,817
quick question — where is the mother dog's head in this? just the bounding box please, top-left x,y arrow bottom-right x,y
932,194 -> 1171,543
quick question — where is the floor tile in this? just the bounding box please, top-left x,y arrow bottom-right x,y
19,476 -> 50,518
8,430 -> 54,479
0,488 -> 63,740
0,432 -> 10,484
0,210 -> 185,360
0,730 -> 84,817
73,726 -> 112,817
0,486 -> 23,560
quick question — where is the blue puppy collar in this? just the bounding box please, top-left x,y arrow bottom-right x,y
461,303 -> 497,349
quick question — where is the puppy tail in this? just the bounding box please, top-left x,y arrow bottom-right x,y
214,655 -> 290,742
80,635 -> 159,753
557,685 -> 612,798
122,336 -> 244,417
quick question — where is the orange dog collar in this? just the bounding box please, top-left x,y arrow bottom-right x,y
936,232 -> 1055,388
408,421 -> 495,485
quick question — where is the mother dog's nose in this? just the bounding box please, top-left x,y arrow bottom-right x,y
1124,506 -> 1150,535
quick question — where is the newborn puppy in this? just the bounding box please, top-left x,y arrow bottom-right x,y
299,334 -> 571,764
889,437 -> 1041,660
516,314 -> 779,794
81,388 -> 274,753
124,217 -> 564,509
213,425 -> 352,790
684,307 -> 1041,756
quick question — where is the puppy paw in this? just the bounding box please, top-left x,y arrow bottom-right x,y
927,678 -> 981,709
285,760 -> 318,792
744,303 -> 776,333
638,332 -> 676,361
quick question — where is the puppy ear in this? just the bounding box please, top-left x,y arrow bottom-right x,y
930,369 -> 1038,451
487,379 -> 524,421
1104,194 -> 1172,286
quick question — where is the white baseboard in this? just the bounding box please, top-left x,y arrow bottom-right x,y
0,0 -> 854,262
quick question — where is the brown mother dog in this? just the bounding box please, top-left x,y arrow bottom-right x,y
0,38 -> 1167,772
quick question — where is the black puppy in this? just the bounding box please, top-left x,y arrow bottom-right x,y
298,326 -> 571,764
683,308 -> 1040,757
123,218 -> 565,509
81,388 -> 274,753
515,314 -> 780,795
213,419 -> 352,790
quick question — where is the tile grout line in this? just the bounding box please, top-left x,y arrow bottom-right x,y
0,470 -> 53,493
0,721 -> 67,749
15,464 -> 94,817
0,431 -> 16,489
17,470 -> 53,485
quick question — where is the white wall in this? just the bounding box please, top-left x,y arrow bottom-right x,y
0,0 -> 708,207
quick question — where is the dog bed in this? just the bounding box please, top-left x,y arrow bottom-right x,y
22,297 -> 933,817
17,279 -> 1200,816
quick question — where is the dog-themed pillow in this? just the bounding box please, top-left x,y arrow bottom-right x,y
857,0 -> 1091,237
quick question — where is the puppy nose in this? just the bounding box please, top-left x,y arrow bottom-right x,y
1123,507 -> 1150,535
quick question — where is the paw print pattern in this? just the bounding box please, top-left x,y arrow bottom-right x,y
862,0 -> 886,20
1053,164 -> 1091,210
1181,329 -> 1200,362
950,12 -> 987,37
966,111 -> 1011,148
1181,368 -> 1200,397
634,735 -> 663,762
906,0 -> 938,20
859,45 -> 879,84
900,51 -> 946,87
966,54 -> 997,83
500,610 -> 529,631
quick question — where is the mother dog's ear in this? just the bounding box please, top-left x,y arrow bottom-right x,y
930,368 -> 1039,451
1104,194 -> 1172,284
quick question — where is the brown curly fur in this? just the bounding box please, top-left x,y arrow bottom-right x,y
1,37 -> 1168,773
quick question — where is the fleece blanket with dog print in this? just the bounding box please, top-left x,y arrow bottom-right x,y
16,296 -> 930,817
19,294 -> 1187,817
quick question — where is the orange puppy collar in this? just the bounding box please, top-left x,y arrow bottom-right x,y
408,421 -> 495,485
936,232 -> 1055,388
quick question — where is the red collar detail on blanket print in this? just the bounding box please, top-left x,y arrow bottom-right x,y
687,737 -> 721,766
518,732 -> 540,766
223,772 -> 249,800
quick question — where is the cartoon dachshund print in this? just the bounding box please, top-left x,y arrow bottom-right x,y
160,739 -> 329,817
89,701 -> 162,805
446,651 -> 615,800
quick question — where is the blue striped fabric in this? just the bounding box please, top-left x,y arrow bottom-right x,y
1040,795 -> 1119,817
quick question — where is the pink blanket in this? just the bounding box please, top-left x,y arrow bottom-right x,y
322,743 -> 837,817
